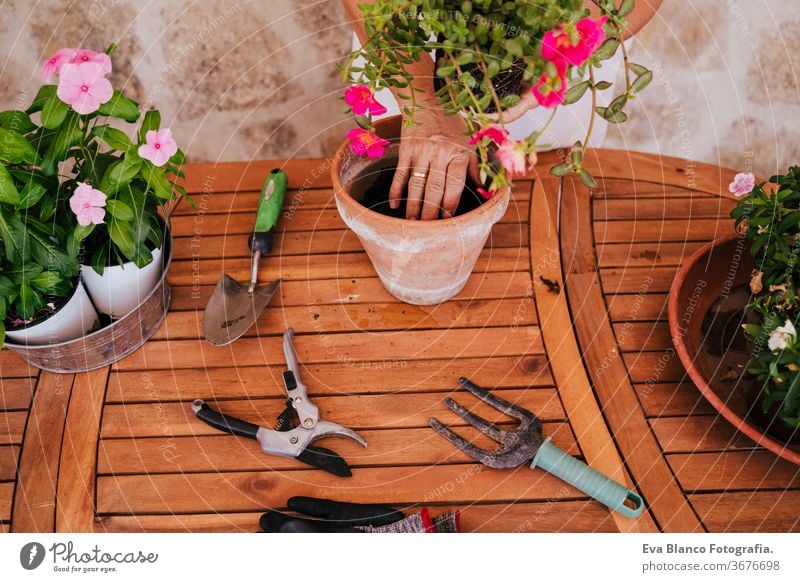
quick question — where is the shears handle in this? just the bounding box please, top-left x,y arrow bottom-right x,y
192,400 -> 260,440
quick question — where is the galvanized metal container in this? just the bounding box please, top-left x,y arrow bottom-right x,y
4,232 -> 173,374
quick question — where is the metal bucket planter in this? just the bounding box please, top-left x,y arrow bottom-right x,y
4,231 -> 173,373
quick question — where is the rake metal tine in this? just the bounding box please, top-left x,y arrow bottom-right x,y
458,377 -> 538,425
443,397 -> 504,441
428,418 -> 496,461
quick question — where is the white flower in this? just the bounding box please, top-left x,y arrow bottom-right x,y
768,319 -> 797,352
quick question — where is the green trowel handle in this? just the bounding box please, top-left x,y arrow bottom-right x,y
531,437 -> 645,518
248,169 -> 287,254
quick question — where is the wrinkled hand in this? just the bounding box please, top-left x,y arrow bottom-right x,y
390,107 -> 479,220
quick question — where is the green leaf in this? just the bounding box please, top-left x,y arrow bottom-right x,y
436,62 -> 455,77
170,149 -> 186,165
29,230 -> 79,276
593,39 -> 620,61
629,63 -> 649,76
631,70 -> 653,93
100,157 -> 142,194
97,90 -> 141,122
17,181 -> 46,209
618,0 -> 635,17
0,127 -> 40,165
106,199 -> 134,221
564,80 -> 591,105
608,94 -> 628,113
39,195 -> 55,221
0,111 -> 36,134
109,217 -> 136,260
29,270 -> 62,291
41,93 -> 69,129
26,85 -> 57,114
91,244 -> 108,276
595,105 -> 611,120
138,110 -> 161,142
42,113 -> 82,177
141,163 -> 174,199
0,210 -> 29,262
91,125 -> 132,151
606,110 -> 629,123
0,275 -> 13,295
17,283 -> 35,319
579,169 -> 598,189
594,81 -> 612,91
0,165 -> 20,205
550,163 -> 573,177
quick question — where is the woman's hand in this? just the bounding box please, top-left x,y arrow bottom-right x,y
486,88 -> 539,124
389,106 -> 479,220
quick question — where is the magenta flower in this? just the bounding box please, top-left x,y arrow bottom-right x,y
469,125 -> 510,146
138,128 -> 179,167
542,16 -> 609,68
69,183 -> 107,226
347,128 -> 389,159
344,85 -> 387,117
477,187 -> 496,200
57,62 -> 113,115
531,63 -> 568,108
729,172 -> 755,197
41,48 -> 76,81
495,140 -> 529,176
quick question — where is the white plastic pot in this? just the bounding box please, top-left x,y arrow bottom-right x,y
5,280 -> 99,346
81,246 -> 164,318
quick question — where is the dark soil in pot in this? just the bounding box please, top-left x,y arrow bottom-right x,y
746,388 -> 800,445
433,51 -> 525,114
700,283 -> 800,445
351,159 -> 488,219
5,281 -> 77,332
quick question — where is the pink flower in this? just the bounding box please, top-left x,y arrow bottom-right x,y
41,48 -> 76,82
69,183 -> 107,226
56,62 -> 113,115
469,125 -> 510,146
495,140 -> 529,176
69,49 -> 112,75
729,172 -> 755,197
344,84 -> 387,117
138,128 -> 179,167
41,48 -> 112,82
531,63 -> 568,108
542,16 -> 609,68
477,187 -> 496,200
347,128 -> 389,159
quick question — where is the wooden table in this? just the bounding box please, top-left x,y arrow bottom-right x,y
2,149 -> 799,533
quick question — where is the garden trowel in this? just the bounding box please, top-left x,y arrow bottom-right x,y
203,169 -> 287,345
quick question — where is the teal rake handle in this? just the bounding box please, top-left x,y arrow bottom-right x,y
531,437 -> 645,518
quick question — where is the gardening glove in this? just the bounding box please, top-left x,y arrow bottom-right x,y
259,496 -> 459,533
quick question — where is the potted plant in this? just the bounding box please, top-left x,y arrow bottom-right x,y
28,44 -> 185,318
0,44 -> 183,364
334,0 -> 651,304
732,168 -> 800,443
0,163 -> 98,345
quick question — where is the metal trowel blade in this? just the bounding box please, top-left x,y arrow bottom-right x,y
203,275 -> 281,345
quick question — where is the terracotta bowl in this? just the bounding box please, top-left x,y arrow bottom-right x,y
668,233 -> 800,465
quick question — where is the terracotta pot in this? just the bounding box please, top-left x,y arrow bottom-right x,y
331,115 -> 510,305
668,233 -> 800,465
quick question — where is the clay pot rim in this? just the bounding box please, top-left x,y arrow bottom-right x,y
331,115 -> 510,231
668,233 -> 800,465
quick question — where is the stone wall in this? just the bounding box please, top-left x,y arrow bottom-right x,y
1,0 -> 797,178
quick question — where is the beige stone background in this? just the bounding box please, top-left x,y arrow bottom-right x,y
0,0 -> 797,178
